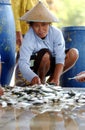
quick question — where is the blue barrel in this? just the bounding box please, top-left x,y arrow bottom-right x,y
0,0 -> 16,86
60,26 -> 85,88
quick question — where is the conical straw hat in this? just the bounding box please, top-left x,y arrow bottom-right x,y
20,1 -> 59,22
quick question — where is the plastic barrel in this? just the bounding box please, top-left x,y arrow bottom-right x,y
60,26 -> 85,88
0,0 -> 16,86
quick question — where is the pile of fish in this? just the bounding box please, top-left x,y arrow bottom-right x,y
0,84 -> 85,112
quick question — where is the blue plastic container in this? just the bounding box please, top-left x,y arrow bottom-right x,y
60,26 -> 85,88
0,0 -> 16,86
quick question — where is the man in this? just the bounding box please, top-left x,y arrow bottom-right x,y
16,1 -> 79,86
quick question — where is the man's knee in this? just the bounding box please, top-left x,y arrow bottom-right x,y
41,52 -> 51,62
68,48 -> 79,61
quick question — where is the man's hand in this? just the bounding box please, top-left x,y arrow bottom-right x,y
48,76 -> 60,86
0,87 -> 4,96
48,64 -> 63,86
76,71 -> 85,82
31,76 -> 41,85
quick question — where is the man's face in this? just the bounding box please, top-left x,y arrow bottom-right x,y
32,22 -> 50,38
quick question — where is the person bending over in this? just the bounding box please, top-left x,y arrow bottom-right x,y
16,1 -> 79,86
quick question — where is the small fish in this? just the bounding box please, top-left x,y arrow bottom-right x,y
68,73 -> 85,80
68,77 -> 76,80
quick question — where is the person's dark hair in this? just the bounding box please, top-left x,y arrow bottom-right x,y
26,21 -> 34,26
28,22 -> 34,26
27,21 -> 52,27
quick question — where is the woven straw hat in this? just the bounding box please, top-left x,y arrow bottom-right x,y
20,1 -> 59,22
